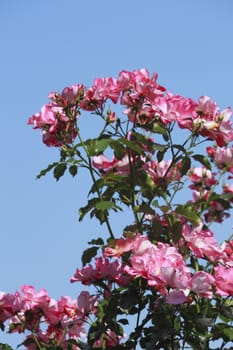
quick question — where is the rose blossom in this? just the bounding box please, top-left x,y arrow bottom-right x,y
191,271 -> 215,298
214,265 -> 233,296
182,223 -> 223,262
92,154 -> 131,175
207,146 -> 233,173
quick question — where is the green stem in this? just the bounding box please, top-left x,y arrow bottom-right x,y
76,130 -> 115,239
127,149 -> 141,228
32,333 -> 43,350
163,128 -> 200,183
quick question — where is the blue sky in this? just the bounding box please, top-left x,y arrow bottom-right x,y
1,0 -> 233,346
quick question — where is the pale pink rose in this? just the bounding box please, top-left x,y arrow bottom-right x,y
191,271 -> 215,298
20,285 -> 50,311
192,189 -> 209,202
132,234 -> 154,255
118,68 -> 165,114
61,84 -> 84,105
182,223 -> 223,262
93,154 -> 131,175
217,108 -> 233,146
48,84 -> 85,107
151,94 -> 179,125
104,234 -> 154,258
133,69 -> 165,98
28,103 -> 77,147
207,146 -> 233,173
71,257 -> 128,286
43,297 -> 62,325
166,289 -> 189,304
215,265 -> 233,296
159,265 -> 191,290
104,235 -> 136,258
58,296 -> 81,328
193,97 -> 233,146
143,159 -> 182,185
125,241 -> 191,294
77,291 -> 97,316
117,70 -> 135,90
221,240 -> 233,266
189,167 -> 216,188
168,94 -> 197,129
28,104 -> 69,132
0,291 -> 21,322
197,96 -> 219,116
93,77 -> 120,103
79,86 -> 104,111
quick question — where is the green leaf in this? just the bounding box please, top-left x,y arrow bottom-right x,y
157,149 -> 166,162
79,198 -> 98,221
166,214 -> 183,242
88,238 -> 104,245
95,200 -> 116,211
109,319 -> 124,336
69,164 -> 78,177
173,144 -> 188,154
110,140 -> 126,159
222,325 -> 233,340
82,246 -> 99,266
88,323 -> 105,345
152,199 -> 159,208
181,156 -> 191,176
0,344 -> 13,350
90,207 -> 107,224
134,203 -> 155,215
149,218 -> 163,241
213,323 -> 233,341
116,138 -> 143,154
192,154 -> 212,170
175,205 -> 201,225
119,290 -> 141,313
130,132 -> 157,153
86,138 -> 110,156
152,122 -> 169,141
88,178 -> 106,195
173,316 -> 181,332
36,162 -> 58,179
53,163 -> 67,181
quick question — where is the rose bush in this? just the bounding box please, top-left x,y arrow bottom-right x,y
1,68 -> 233,349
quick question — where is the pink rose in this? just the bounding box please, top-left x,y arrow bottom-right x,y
215,266 -> 233,296
191,271 -> 215,298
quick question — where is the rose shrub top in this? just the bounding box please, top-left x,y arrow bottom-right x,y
1,69 -> 233,350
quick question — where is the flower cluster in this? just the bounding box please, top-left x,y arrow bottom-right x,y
71,233 -> 233,305
28,84 -> 84,146
0,286 -> 97,349
71,257 -> 132,287
4,68 -> 233,349
28,68 -> 233,148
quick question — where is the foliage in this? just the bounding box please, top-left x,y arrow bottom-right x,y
1,69 -> 233,349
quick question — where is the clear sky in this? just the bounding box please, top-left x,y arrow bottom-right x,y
1,0 -> 233,346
